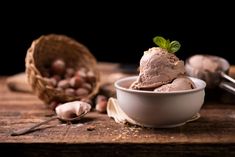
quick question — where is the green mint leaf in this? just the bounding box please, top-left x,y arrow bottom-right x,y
153,36 -> 168,49
169,40 -> 181,53
153,36 -> 181,53
166,39 -> 171,49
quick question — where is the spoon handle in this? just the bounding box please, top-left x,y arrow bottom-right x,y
220,72 -> 235,84
219,82 -> 235,95
10,116 -> 58,136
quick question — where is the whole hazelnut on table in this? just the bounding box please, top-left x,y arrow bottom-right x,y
95,95 -> 108,113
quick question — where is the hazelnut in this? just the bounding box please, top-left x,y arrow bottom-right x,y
75,88 -> 89,96
44,78 -> 56,87
69,76 -> 83,88
95,95 -> 108,113
99,84 -> 116,97
49,77 -> 58,87
55,87 -> 63,92
49,101 -> 60,110
87,71 -> 96,82
65,68 -> 75,78
65,88 -> 75,96
57,80 -> 70,89
81,83 -> 92,91
51,59 -> 66,75
76,68 -> 87,79
42,72 -> 50,78
52,75 -> 61,82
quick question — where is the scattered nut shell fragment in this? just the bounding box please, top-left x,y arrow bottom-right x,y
86,125 -> 96,131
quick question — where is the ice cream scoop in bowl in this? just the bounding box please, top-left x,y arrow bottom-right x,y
114,76 -> 206,128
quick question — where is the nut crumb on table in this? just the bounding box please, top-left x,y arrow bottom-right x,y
86,125 -> 96,131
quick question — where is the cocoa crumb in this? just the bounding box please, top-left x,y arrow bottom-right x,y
86,125 -> 96,131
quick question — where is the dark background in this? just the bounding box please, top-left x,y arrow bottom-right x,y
1,2 -> 235,75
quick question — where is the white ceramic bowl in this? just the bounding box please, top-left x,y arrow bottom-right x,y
114,76 -> 206,128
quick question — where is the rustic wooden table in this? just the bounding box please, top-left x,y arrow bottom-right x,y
0,63 -> 235,157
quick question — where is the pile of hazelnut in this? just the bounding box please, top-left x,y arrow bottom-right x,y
45,59 -> 96,98
47,59 -> 107,113
45,59 -> 108,113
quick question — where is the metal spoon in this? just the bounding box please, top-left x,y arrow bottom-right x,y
10,101 -> 91,136
185,54 -> 235,95
10,110 -> 89,136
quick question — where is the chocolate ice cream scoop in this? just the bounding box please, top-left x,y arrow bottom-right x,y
130,47 -> 185,90
185,54 -> 235,95
154,77 -> 195,92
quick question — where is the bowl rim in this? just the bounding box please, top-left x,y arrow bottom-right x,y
115,76 -> 206,94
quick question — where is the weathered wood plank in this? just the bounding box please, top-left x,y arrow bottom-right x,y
1,97 -> 235,144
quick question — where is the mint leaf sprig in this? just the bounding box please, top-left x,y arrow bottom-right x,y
153,36 -> 181,53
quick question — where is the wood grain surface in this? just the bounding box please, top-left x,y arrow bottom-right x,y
0,63 -> 235,157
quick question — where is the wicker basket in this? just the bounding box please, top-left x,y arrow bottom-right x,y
25,34 -> 100,104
